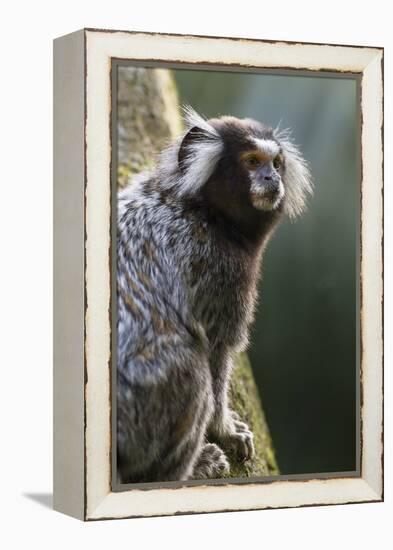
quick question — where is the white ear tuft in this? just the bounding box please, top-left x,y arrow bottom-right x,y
275,127 -> 313,219
178,138 -> 223,197
157,107 -> 223,198
163,106 -> 222,197
182,105 -> 219,137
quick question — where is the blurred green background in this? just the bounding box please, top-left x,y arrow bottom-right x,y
173,68 -> 359,475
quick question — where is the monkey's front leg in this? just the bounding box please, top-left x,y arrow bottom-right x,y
208,347 -> 254,462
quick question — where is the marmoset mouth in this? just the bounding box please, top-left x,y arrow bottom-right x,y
250,191 -> 283,211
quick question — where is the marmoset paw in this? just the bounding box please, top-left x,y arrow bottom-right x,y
226,414 -> 254,462
193,443 -> 230,479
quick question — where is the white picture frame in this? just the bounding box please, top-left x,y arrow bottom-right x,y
53,28 -> 383,521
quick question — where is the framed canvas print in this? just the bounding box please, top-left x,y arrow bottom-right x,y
53,28 -> 384,520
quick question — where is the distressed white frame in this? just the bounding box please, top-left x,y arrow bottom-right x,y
54,28 -> 383,521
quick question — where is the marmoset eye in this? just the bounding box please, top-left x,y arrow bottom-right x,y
273,156 -> 282,169
245,156 -> 260,169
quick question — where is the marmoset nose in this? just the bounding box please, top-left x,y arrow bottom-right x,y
260,176 -> 280,200
258,161 -> 275,181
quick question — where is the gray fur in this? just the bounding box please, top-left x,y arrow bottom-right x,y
117,108 -> 312,483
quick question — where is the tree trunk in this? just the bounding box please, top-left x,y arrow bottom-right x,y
117,66 -> 279,478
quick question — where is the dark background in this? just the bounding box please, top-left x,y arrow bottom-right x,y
174,68 -> 359,475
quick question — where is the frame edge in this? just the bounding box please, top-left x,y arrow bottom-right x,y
53,29 -> 86,521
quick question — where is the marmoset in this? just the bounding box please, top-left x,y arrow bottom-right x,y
117,107 -> 312,483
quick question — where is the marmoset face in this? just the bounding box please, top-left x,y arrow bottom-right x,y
202,116 -> 288,216
240,138 -> 285,212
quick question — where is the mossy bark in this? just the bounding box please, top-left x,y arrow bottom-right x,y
117,66 -> 279,477
117,66 -> 182,187
227,353 -> 278,476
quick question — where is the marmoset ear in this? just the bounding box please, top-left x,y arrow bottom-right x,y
178,126 -> 209,172
170,106 -> 224,196
274,127 -> 313,219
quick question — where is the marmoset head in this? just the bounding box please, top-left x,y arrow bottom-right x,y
159,106 -> 312,222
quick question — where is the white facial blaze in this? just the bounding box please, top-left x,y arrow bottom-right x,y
253,138 -> 280,158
